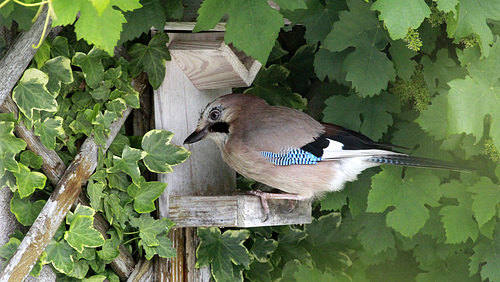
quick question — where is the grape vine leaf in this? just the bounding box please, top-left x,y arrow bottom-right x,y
357,212 -> 395,255
367,167 -> 442,237
272,0 -> 306,11
447,41 -> 500,149
435,0 -> 458,13
10,191 -> 45,226
12,69 -> 57,120
107,145 -> 146,185
44,240 -> 76,274
446,0 -> 500,57
120,0 -> 167,44
281,0 -> 345,44
468,176 -> 500,227
141,129 -> 191,173
438,181 -> 478,244
323,91 -> 400,140
72,48 -> 109,89
313,48 -> 348,82
0,122 -> 26,155
244,65 -> 306,109
196,227 -> 250,281
194,0 -> 284,64
127,177 -> 167,213
416,254 -> 476,282
284,261 -> 348,282
371,0 -> 430,40
65,214 -> 105,252
128,33 -> 170,89
470,226 -> 500,281
34,117 -> 65,150
421,49 -> 467,95
273,226 -> 311,265
245,260 -> 273,282
389,40 -> 417,81
415,92 -> 448,140
13,163 -> 47,199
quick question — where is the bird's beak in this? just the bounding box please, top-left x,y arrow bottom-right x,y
184,127 -> 208,144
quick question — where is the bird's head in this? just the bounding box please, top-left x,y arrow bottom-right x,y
184,94 -> 264,147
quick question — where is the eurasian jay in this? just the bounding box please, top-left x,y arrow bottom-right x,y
184,93 -> 466,217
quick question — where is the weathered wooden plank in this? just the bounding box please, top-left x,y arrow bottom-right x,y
169,195 -> 312,227
167,32 -> 261,89
164,21 -> 226,31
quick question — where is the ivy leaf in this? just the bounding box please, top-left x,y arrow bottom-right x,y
105,98 -> 128,116
343,47 -> 396,97
245,260 -> 273,282
281,0 -> 345,44
439,181 -> 478,244
12,69 -> 57,120
371,0 -> 430,40
127,177 -> 167,213
142,235 -> 176,260
97,232 -> 121,261
250,237 -> 277,262
72,48 -> 109,89
128,33 -> 170,89
0,153 -> 18,177
19,151 -> 43,170
13,163 -> 47,199
446,0 -> 500,57
130,214 -> 172,247
74,0 -> 142,55
470,226 -> 500,281
389,40 -> 418,81
273,226 -> 311,265
367,167 -> 442,237
194,0 -> 283,64
65,214 -> 105,252
107,145 -> 146,185
323,91 -> 400,140
468,177 -> 500,227
448,41 -> 500,150
45,240 -> 76,274
120,0 -> 167,43
34,117 -> 65,150
244,65 -> 306,109
87,180 -> 105,211
51,36 -> 71,58
196,228 -> 250,281
10,191 -> 45,226
40,56 -> 74,95
0,122 -> 26,156
142,129 -> 191,173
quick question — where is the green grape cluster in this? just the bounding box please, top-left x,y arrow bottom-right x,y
390,69 -> 430,112
404,29 -> 423,51
460,34 -> 478,48
484,139 -> 500,162
427,5 -> 446,27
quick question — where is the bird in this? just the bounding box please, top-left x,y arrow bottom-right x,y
184,93 -> 468,219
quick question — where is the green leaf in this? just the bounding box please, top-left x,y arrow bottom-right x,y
12,69 -> 57,120
65,213 -> 105,252
194,0 -> 283,64
421,49 -> 467,95
415,92 -> 448,140
0,122 -> 26,156
72,48 -> 109,89
10,191 -> 45,226
273,226 -> 311,265
128,33 -> 170,89
245,260 -> 273,282
13,163 -> 46,198
272,0 -> 306,11
130,214 -> 172,247
343,47 -> 396,97
97,232 -> 121,261
0,237 -> 21,263
106,98 -> 128,116
357,213 -> 395,255
120,0 -> 167,43
313,48 -> 348,83
371,0 -> 430,40
0,153 -> 18,177
127,177 -> 167,213
74,0 -> 142,55
142,235 -> 176,260
447,41 -> 500,150
417,254 -> 476,282
19,151 -> 43,170
51,36 -> 71,58
468,177 -> 500,227
45,240 -> 76,274
34,116 -> 65,150
244,65 -> 306,109
389,40 -> 418,80
367,167 -> 442,237
34,41 -> 51,69
470,226 -> 500,281
196,228 -> 250,281
40,56 -> 74,95
142,129 -> 191,173
250,237 -> 277,262
323,91 -> 400,140
447,0 -> 500,57
107,145 -> 146,185
439,180 -> 478,243
281,0 -> 345,44
283,260 -> 348,282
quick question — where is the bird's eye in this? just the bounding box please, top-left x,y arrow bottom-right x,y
209,109 -> 220,120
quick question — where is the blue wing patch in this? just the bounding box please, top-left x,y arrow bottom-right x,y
260,148 -> 323,165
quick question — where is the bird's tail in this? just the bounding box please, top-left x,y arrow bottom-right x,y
368,155 -> 473,172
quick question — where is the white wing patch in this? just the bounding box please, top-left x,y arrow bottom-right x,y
321,138 -> 403,160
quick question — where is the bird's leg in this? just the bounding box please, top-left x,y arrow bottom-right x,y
246,190 -> 305,221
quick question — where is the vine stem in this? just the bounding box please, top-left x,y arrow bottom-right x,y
0,0 -> 10,9
12,0 -> 48,6
32,3 -> 51,49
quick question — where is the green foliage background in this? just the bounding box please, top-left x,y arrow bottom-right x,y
1,0 -> 500,281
